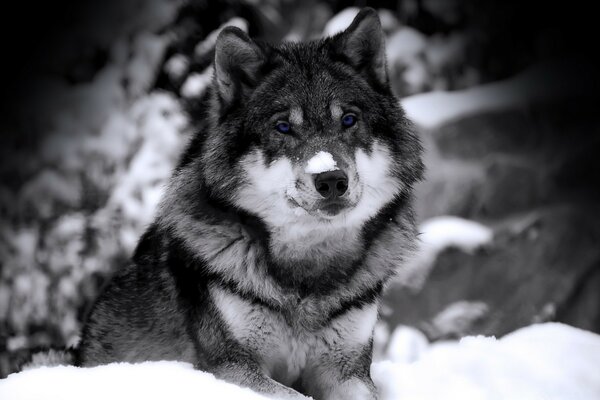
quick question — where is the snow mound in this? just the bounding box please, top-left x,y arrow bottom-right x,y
1,323 -> 598,400
0,361 -> 269,400
373,323 -> 600,400
402,60 -> 597,129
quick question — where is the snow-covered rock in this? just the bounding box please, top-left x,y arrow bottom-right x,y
402,60 -> 597,129
397,216 -> 493,289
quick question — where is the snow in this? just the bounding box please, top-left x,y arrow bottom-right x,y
402,59 -> 597,129
373,323 -> 600,400
385,27 -> 430,94
181,67 -> 214,98
0,361 -> 270,400
419,216 -> 493,252
125,33 -> 170,98
386,27 -> 428,62
398,216 -> 493,289
322,7 -> 360,37
1,323 -> 598,400
425,301 -> 490,339
385,325 -> 429,364
164,54 -> 190,81
304,151 -> 337,174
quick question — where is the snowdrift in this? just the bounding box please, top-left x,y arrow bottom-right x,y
1,323 -> 599,400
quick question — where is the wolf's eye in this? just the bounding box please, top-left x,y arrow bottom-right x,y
275,121 -> 291,134
341,113 -> 357,128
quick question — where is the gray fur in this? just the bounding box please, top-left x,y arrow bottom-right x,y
77,8 -> 423,400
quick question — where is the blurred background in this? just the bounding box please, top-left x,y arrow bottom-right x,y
0,0 -> 598,378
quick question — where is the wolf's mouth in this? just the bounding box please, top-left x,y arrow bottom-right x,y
286,196 -> 351,218
318,201 -> 348,216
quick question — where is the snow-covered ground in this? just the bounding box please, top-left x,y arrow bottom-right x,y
1,323 -> 599,400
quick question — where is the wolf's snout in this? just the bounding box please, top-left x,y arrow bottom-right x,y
314,170 -> 348,199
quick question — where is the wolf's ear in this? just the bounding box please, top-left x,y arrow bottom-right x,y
214,27 -> 265,106
335,8 -> 388,86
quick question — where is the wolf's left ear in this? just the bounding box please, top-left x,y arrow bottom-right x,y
334,8 -> 388,86
214,27 -> 265,106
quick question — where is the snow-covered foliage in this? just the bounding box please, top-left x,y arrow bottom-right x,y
0,0 -> 188,358
1,323 -> 599,400
180,68 -> 214,99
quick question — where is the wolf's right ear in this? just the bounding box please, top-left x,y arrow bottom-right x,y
334,8 -> 388,86
214,27 -> 265,107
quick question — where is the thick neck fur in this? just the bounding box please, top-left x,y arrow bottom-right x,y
154,156 -> 417,311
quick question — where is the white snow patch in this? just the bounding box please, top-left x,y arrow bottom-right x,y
125,32 -> 170,97
402,59 -> 598,129
425,301 -> 490,339
385,325 -> 429,364
373,323 -> 600,400
322,7 -> 359,37
419,216 -> 493,253
181,67 -> 213,98
0,361 -> 269,400
2,324 -> 599,400
164,54 -> 190,80
397,216 -> 493,289
386,27 -> 428,62
304,151 -> 337,174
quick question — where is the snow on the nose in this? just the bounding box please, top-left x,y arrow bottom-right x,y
305,151 -> 337,174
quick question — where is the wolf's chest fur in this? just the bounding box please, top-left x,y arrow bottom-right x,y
211,284 -> 378,386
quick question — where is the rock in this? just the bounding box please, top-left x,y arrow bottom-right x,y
414,158 -> 484,220
474,155 -> 548,218
414,97 -> 600,219
431,109 -> 540,160
430,99 -> 599,161
384,205 -> 600,337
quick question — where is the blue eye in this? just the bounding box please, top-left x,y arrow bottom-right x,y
341,113 -> 357,127
275,121 -> 291,133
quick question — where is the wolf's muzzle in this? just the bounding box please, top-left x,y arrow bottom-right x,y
314,170 -> 348,199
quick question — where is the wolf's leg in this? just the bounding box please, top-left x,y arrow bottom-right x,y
302,347 -> 378,400
212,362 -> 309,400
302,302 -> 380,400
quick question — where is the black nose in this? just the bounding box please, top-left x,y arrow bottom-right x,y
314,170 -> 348,199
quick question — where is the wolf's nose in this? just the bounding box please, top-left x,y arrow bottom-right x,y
314,170 -> 348,199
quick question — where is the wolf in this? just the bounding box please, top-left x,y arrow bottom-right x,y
76,8 -> 423,400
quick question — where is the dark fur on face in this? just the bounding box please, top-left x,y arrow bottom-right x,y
195,19 -> 422,204
78,9 -> 424,400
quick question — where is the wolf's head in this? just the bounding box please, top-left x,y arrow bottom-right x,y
195,8 -> 423,238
